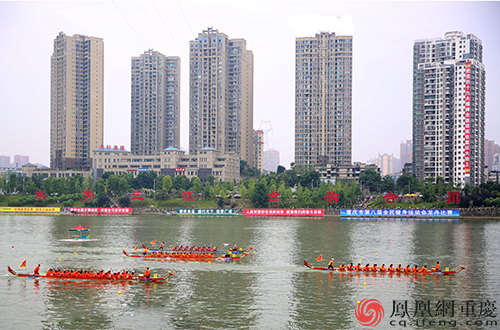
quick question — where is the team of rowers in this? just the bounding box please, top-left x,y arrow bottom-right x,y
33,265 -> 155,279
143,243 -> 239,258
170,244 -> 220,251
326,259 -> 442,273
142,249 -> 220,258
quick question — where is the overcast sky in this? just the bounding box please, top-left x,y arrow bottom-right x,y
1,1 -> 499,168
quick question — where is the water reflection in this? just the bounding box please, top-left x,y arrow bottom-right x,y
249,218 -> 300,329
1,215 -> 500,329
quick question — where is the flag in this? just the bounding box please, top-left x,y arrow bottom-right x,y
142,244 -> 146,249
315,255 -> 322,262
133,245 -> 138,251
151,240 -> 156,245
19,260 -> 26,268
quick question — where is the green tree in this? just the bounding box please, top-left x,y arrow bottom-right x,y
0,173 -> 6,191
95,180 -> 106,196
206,174 -> 215,187
16,175 -> 25,194
422,178 -> 436,202
67,176 -> 81,194
24,177 -> 37,195
43,177 -> 55,196
172,175 -> 189,192
101,172 -> 114,182
33,174 -> 44,190
56,177 -> 66,195
239,184 -> 248,200
251,181 -> 268,208
277,165 -> 286,174
191,177 -> 202,194
278,181 -> 292,207
8,173 -> 16,193
82,177 -> 94,191
359,168 -> 382,192
118,177 -> 128,195
105,175 -> 120,194
162,175 -> 173,192
380,175 -> 395,192
396,174 -> 415,194
136,171 -> 157,189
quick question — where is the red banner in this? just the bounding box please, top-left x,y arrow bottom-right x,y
68,207 -> 132,214
243,209 -> 324,216
464,61 -> 471,175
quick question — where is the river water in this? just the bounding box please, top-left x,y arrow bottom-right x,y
0,215 -> 499,330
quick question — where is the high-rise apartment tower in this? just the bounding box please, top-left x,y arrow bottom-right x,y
412,31 -> 485,186
189,27 -> 254,163
131,50 -> 180,155
400,140 -> 413,171
50,32 -> 104,170
294,32 -> 353,166
253,130 -> 264,171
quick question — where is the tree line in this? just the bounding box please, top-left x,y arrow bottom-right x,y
1,167 -> 499,208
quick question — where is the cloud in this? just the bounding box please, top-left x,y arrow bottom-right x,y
288,13 -> 354,37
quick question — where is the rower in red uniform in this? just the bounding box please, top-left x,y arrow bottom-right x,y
327,258 -> 334,270
404,265 -> 411,272
144,267 -> 151,279
355,263 -> 362,271
33,264 -> 40,276
371,264 -> 378,271
338,264 -> 346,271
420,265 -> 428,272
379,264 -> 387,271
363,264 -> 370,271
412,265 -> 420,272
395,264 -> 403,272
347,263 -> 354,271
435,261 -> 440,271
387,264 -> 395,272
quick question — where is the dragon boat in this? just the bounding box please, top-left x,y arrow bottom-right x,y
8,266 -> 173,282
123,246 -> 254,261
304,260 -> 466,275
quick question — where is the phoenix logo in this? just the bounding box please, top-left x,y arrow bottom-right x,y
355,298 -> 385,327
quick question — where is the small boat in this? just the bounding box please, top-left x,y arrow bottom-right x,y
304,260 -> 466,275
8,266 -> 173,282
58,225 -> 100,242
123,246 -> 254,261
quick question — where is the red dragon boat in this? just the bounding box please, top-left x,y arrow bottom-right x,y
123,246 -> 254,261
8,266 -> 173,282
304,260 -> 466,275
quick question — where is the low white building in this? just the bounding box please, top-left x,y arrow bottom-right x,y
92,146 -> 240,184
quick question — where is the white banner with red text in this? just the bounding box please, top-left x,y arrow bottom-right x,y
67,207 -> 132,214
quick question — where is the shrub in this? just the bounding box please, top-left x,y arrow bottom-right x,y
118,196 -> 131,207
